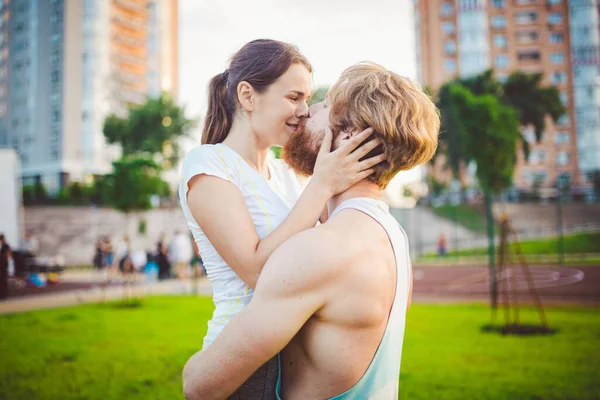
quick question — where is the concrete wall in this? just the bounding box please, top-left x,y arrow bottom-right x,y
23,206 -> 188,266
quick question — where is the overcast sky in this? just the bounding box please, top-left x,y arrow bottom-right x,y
178,0 -> 417,135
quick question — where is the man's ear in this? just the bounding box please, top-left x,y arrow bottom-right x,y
237,81 -> 254,112
338,129 -> 359,143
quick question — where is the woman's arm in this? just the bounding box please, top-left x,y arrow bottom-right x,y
187,128 -> 384,289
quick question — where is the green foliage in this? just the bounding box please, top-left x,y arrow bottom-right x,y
430,204 -> 490,233
309,87 -> 329,106
103,92 -> 196,165
106,155 -> 167,214
434,69 -> 565,180
427,176 -> 448,197
270,146 -> 282,159
138,218 -> 147,236
503,71 -> 565,142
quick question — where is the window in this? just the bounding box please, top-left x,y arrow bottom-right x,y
495,54 -> 509,68
441,2 -> 453,16
493,0 -> 505,7
560,92 -> 568,105
529,150 -> 546,164
548,13 -> 562,24
51,70 -> 60,84
516,12 -> 539,24
550,33 -> 564,44
556,173 -> 571,189
442,22 -> 455,34
518,50 -> 540,61
516,0 -> 537,4
444,59 -> 456,73
552,71 -> 566,84
557,114 -> 569,125
51,110 -> 60,123
492,16 -> 506,29
497,74 -> 508,83
555,132 -> 570,145
444,40 -> 456,54
516,30 -> 539,44
547,0 -> 561,5
556,151 -> 570,165
550,52 -> 565,64
494,35 -> 507,48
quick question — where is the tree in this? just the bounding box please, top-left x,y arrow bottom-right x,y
446,84 -> 520,311
309,87 -> 329,106
103,92 -> 196,166
107,155 -> 167,215
434,69 -> 564,175
503,71 -> 565,142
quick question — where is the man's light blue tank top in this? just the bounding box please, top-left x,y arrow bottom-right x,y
276,197 -> 411,400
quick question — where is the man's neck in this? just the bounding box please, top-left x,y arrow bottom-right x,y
327,181 -> 382,217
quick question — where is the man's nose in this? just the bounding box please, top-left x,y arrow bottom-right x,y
297,100 -> 309,118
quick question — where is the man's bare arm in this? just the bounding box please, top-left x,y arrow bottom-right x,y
182,228 -> 340,400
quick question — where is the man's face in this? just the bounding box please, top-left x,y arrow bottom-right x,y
282,100 -> 334,176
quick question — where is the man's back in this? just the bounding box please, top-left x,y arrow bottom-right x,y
279,197 -> 411,400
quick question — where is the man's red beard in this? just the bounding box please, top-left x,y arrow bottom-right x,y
281,126 -> 327,177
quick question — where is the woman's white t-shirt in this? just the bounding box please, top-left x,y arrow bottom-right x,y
179,143 -> 304,348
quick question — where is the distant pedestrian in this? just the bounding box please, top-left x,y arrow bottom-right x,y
438,233 -> 447,257
0,234 -> 12,300
20,232 -> 39,256
157,233 -> 171,280
170,230 -> 193,291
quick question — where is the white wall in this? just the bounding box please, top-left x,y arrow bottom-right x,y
0,148 -> 22,247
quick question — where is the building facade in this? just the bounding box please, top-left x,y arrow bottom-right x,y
414,0 -> 596,190
0,0 -> 178,193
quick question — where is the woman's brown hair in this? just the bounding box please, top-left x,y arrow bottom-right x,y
202,39 -> 312,145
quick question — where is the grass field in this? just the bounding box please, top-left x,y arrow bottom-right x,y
0,296 -> 598,399
421,231 -> 600,262
431,204 -> 490,233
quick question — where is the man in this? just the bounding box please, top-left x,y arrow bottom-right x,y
183,62 -> 440,399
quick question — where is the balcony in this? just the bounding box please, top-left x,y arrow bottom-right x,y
112,13 -> 145,30
114,0 -> 147,13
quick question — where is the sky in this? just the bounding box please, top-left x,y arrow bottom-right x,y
178,0 -> 417,133
176,0 -> 422,190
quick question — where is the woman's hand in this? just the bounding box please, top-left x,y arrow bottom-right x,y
311,127 -> 386,196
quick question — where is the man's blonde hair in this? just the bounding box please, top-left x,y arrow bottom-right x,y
328,62 -> 440,189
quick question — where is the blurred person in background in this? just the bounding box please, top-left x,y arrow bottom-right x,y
157,232 -> 171,281
170,229 -> 194,292
179,39 -> 383,398
0,234 -> 12,300
20,232 -> 39,256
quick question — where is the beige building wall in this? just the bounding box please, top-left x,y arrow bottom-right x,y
416,0 -> 580,190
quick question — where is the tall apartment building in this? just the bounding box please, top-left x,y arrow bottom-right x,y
414,0 -> 597,190
0,0 -> 178,193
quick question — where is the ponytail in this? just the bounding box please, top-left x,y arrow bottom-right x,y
202,72 -> 232,145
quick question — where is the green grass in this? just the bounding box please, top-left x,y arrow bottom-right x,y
1,297 -> 599,399
423,232 -> 600,260
431,204 -> 490,233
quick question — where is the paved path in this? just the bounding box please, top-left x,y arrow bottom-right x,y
1,265 -> 598,314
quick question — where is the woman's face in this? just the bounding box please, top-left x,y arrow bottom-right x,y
250,63 -> 312,147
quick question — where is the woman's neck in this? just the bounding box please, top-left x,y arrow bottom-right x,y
222,117 -> 271,178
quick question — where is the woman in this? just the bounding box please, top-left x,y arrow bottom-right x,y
179,39 -> 383,398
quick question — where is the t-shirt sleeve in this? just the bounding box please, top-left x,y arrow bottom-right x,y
180,145 -> 238,196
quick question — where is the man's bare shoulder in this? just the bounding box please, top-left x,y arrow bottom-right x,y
256,225 -> 352,295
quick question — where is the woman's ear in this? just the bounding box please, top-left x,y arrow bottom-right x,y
237,81 -> 254,112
